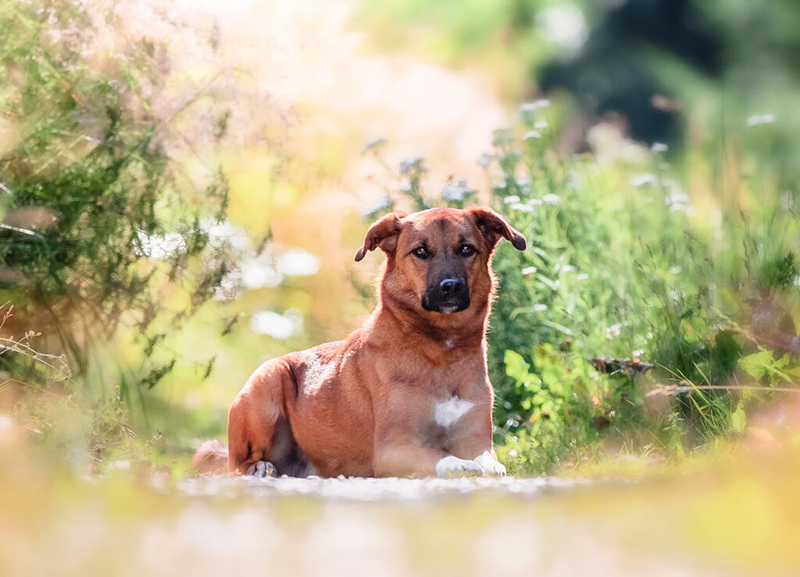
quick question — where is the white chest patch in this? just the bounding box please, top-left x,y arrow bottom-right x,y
434,396 -> 475,427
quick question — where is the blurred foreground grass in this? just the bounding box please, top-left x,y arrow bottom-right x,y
2,423 -> 800,576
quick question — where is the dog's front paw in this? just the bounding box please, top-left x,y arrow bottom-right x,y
473,452 -> 507,477
246,460 -> 276,478
435,455 -> 483,478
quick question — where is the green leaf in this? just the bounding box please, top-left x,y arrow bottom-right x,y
738,350 -> 774,380
730,401 -> 747,434
504,349 -> 531,383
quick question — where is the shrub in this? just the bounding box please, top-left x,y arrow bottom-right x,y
0,1 -> 235,390
369,98 -> 799,473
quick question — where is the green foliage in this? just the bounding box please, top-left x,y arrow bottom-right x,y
739,350 -> 800,387
0,1 -> 235,387
501,345 -> 599,472
373,96 -> 799,473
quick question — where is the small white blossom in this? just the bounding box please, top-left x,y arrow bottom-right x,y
746,114 -> 776,127
631,173 -> 658,188
362,196 -> 393,219
250,309 -> 303,339
534,304 -> 548,312
521,266 -> 537,276
666,191 -> 691,212
510,203 -> 534,213
442,179 -> 475,202
606,322 -> 623,339
519,100 -> 551,113
542,194 -> 561,205
503,195 -> 521,204
523,130 -> 542,141
477,153 -> 492,167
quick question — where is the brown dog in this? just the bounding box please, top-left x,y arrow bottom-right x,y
193,206 -> 526,478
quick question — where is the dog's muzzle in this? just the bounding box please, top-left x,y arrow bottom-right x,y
421,277 -> 470,314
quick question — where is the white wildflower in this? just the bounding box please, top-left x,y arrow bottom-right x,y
442,179 -> 475,202
477,153 -> 492,167
606,322 -> 623,339
631,173 -> 658,188
746,114 -> 776,127
362,196 -> 393,219
250,309 -> 303,339
521,266 -> 537,276
510,203 -> 534,213
241,257 -> 282,289
277,248 -> 320,277
537,5 -> 588,54
519,100 -> 551,114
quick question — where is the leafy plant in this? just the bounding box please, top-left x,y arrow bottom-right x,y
367,94 -> 799,473
0,1 -> 236,390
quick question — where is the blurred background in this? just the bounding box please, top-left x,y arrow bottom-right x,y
1,0 -> 800,574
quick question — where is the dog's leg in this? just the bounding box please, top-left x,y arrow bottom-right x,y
227,361 -> 287,476
448,423 -> 507,477
374,442 -> 469,477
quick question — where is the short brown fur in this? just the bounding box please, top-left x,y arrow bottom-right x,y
193,206 -> 526,478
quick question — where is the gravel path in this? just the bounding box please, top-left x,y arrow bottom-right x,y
177,474 -> 591,501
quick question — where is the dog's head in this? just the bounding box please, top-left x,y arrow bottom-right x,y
355,207 -> 526,317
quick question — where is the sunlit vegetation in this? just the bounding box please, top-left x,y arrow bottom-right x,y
1,0 -> 799,573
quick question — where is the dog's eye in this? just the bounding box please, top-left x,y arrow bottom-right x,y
413,246 -> 429,259
460,244 -> 476,257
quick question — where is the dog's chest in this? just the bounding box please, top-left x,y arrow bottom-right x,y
416,394 -> 479,450
433,396 -> 475,428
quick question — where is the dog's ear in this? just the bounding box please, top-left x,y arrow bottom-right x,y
467,207 -> 527,252
354,212 -> 406,262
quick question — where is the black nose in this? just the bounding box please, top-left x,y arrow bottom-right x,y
439,278 -> 465,295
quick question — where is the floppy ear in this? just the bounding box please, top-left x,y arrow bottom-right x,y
354,212 -> 406,262
467,207 -> 527,252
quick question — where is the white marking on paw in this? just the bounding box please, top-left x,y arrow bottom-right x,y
434,396 -> 475,427
473,451 -> 506,476
247,460 -> 276,478
435,455 -> 483,477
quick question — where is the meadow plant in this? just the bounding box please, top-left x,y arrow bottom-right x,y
372,100 -> 800,473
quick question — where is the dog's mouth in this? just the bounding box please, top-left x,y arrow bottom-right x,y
421,294 -> 470,314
